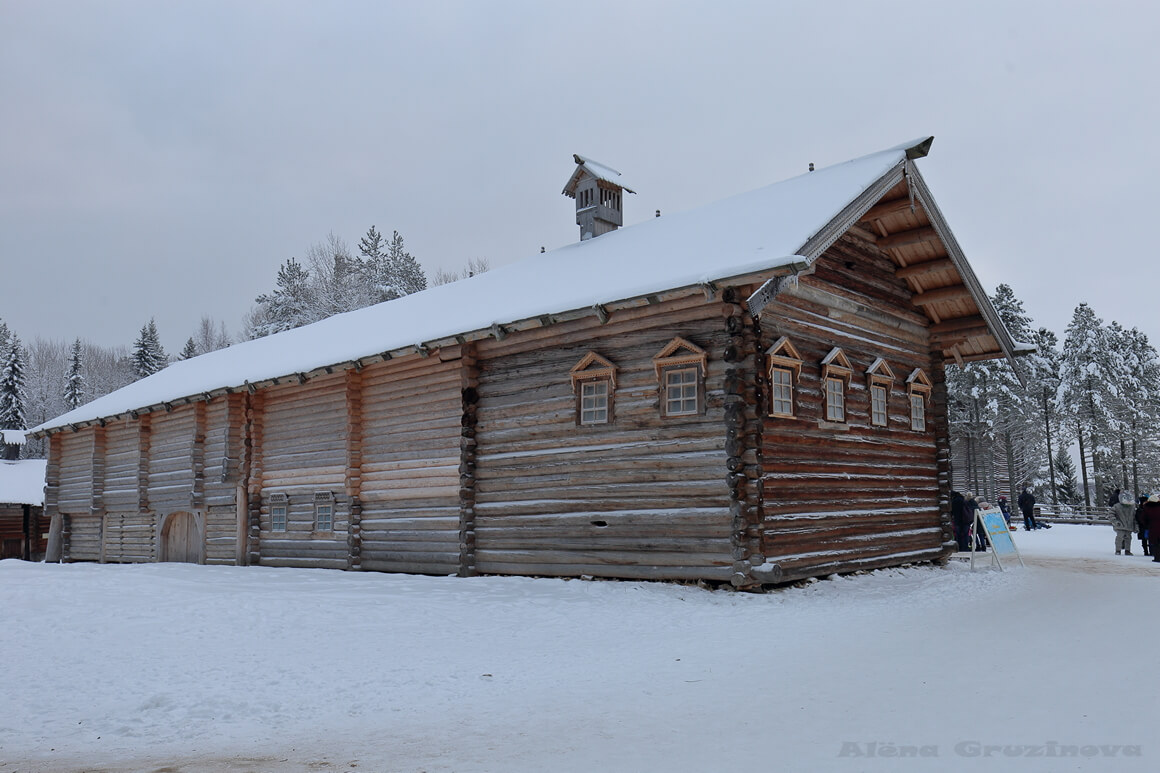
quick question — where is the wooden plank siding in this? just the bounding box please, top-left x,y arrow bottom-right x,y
471,292 -> 736,582
257,373 -> 350,569
357,353 -> 465,576
757,233 -> 952,582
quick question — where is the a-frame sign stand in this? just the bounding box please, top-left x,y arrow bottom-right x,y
970,507 -> 1025,571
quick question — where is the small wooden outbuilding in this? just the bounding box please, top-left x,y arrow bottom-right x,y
30,137 -> 1020,587
1,431 -> 47,561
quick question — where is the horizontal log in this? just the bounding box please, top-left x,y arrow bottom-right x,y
910,285 -> 972,307
859,196 -> 919,224
359,557 -> 459,575
895,257 -> 954,280
876,226 -> 940,251
472,560 -> 734,582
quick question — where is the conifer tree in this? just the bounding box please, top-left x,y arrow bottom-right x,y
64,338 -> 86,411
131,319 -> 167,379
0,335 -> 28,430
1053,447 -> 1080,505
181,338 -> 198,360
1060,303 -> 1113,506
387,230 -> 427,296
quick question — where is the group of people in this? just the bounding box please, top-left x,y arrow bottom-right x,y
1107,488 -> 1157,560
951,486 -> 1050,553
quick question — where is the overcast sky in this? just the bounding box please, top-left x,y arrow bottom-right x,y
2,0 -> 1157,354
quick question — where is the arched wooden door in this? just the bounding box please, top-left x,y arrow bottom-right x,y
161,512 -> 202,563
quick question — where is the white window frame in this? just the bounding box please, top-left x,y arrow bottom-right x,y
579,378 -> 611,425
870,383 -> 888,427
269,492 -> 288,533
910,393 -> 927,431
770,366 -> 795,417
663,366 -> 700,417
314,491 -> 335,533
825,377 -> 846,422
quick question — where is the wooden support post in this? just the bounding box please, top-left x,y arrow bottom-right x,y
458,342 -> 480,577
723,291 -> 764,588
345,368 -> 364,570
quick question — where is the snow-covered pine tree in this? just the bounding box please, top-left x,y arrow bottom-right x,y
1052,446 -> 1081,505
358,225 -> 397,303
1060,303 -> 1113,507
181,338 -> 198,360
64,338 -> 86,410
131,319 -> 168,379
251,257 -> 314,338
0,335 -> 28,431
387,230 -> 428,296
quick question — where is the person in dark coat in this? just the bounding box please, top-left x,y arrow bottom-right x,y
1142,495 -> 1160,562
997,496 -> 1013,529
964,492 -> 986,551
951,491 -> 969,552
1017,486 -> 1039,530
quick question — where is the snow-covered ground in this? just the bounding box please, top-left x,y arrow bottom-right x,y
1,524 -> 1156,772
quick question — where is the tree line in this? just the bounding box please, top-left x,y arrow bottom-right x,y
2,226 -> 487,458
948,284 -> 1160,507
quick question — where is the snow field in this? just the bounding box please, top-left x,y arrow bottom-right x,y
1,523 -> 1156,772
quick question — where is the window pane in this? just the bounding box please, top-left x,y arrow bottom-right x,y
580,380 -> 609,424
911,394 -> 926,431
271,505 -> 286,532
871,385 -> 887,426
665,368 -> 699,416
771,368 -> 793,416
316,504 -> 333,532
826,378 -> 845,422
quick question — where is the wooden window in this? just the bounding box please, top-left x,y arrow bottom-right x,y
906,368 -> 932,432
771,367 -> 794,417
766,337 -> 803,418
314,491 -> 335,532
865,358 -> 896,428
653,337 -> 707,418
870,384 -> 888,426
825,377 -> 846,422
579,379 -> 610,425
570,352 -> 617,426
268,492 -> 288,533
821,347 -> 853,424
910,393 -> 927,431
664,367 -> 700,416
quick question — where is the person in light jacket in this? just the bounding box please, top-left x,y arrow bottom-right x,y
1110,490 -> 1136,555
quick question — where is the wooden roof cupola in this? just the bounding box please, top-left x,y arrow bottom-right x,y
563,155 -> 635,241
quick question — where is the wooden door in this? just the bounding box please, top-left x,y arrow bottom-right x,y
161,512 -> 201,563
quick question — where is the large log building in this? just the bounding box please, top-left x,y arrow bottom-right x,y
31,138 -> 1020,587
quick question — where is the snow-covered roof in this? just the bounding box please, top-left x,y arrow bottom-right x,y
562,154 -> 636,195
0,459 -> 46,506
1,429 -> 27,446
34,137 -> 945,434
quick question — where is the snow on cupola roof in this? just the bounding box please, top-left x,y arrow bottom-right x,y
561,154 -> 635,197
30,136 -> 1017,434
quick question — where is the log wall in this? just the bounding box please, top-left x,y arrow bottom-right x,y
357,353 -> 465,576
758,233 -> 947,581
257,373 -> 350,569
472,293 -> 735,581
0,504 -> 44,560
